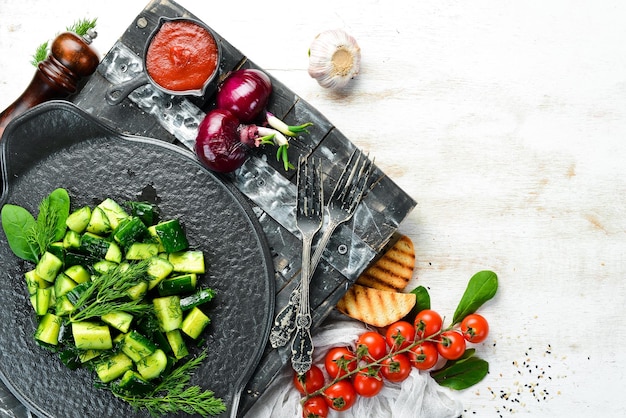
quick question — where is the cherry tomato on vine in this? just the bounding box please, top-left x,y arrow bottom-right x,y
293,364 -> 325,395
437,330 -> 466,360
352,368 -> 384,398
356,331 -> 388,361
302,395 -> 329,418
380,353 -> 412,383
324,346 -> 358,379
460,313 -> 489,343
324,380 -> 357,411
408,341 -> 439,370
414,309 -> 443,340
385,320 -> 415,350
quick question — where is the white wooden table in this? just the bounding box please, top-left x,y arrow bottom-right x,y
1,0 -> 625,417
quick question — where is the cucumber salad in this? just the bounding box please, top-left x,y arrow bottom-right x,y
0,188 -> 226,416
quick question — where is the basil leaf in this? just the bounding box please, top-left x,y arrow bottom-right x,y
403,285 -> 431,322
1,204 -> 38,262
412,285 -> 431,311
431,354 -> 489,390
452,270 -> 498,325
46,188 -> 70,241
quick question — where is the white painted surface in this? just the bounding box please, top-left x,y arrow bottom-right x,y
1,1 -> 625,416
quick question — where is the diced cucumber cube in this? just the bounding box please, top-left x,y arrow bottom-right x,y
72,321 -> 113,350
35,251 -> 63,283
126,243 -> 160,260
153,296 -> 182,332
66,206 -> 91,233
101,311 -> 133,333
97,198 -> 128,230
181,307 -> 210,339
146,257 -> 174,290
63,230 -> 81,249
86,206 -> 111,235
95,352 -> 132,383
136,349 -> 168,380
166,329 -> 189,360
168,251 -> 205,273
54,273 -> 77,297
153,219 -> 189,253
64,265 -> 91,284
34,313 -> 62,346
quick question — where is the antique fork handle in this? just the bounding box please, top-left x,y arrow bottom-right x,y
268,216 -> 344,349
290,233 -> 316,374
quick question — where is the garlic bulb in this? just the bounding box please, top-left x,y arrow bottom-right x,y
308,29 -> 361,89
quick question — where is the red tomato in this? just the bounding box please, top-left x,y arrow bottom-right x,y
460,313 -> 489,343
380,353 -> 412,383
352,368 -> 384,398
385,320 -> 415,350
437,330 -> 466,360
324,380 -> 357,411
302,395 -> 329,418
408,341 -> 439,370
356,331 -> 388,361
324,347 -> 357,379
413,310 -> 443,340
293,364 -> 325,395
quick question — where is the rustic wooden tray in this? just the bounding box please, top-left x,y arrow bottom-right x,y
70,0 -> 416,415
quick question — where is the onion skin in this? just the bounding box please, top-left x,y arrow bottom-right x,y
194,109 -> 250,173
215,69 -> 272,123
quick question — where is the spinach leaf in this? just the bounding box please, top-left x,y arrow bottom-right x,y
452,270 -> 498,325
1,204 -> 38,262
430,349 -> 489,390
45,188 -> 70,241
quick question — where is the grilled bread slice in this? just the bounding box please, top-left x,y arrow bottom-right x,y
336,284 -> 416,327
355,235 -> 415,292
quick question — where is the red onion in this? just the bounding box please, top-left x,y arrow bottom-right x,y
215,69 -> 272,123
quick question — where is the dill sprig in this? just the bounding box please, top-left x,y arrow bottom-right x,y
112,350 -> 227,417
31,17 -> 98,67
27,196 -> 58,257
69,261 -> 153,322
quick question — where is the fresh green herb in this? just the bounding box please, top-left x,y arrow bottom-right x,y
30,188 -> 70,256
430,349 -> 489,390
404,285 -> 431,322
31,41 -> 49,67
31,18 -> 98,66
66,18 -> 98,37
451,270 -> 498,325
112,350 -> 226,416
1,204 -> 38,262
1,188 -> 69,262
69,261 -> 152,322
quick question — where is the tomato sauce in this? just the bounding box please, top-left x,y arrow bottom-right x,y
146,20 -> 219,92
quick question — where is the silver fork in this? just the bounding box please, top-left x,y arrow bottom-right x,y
290,156 -> 324,374
270,149 -> 374,350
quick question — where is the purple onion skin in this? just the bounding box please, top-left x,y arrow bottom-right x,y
215,69 -> 272,123
194,109 -> 249,173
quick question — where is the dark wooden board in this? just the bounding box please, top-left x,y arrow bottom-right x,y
70,0 -> 417,415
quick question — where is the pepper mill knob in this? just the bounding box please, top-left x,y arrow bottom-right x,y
0,31 -> 100,138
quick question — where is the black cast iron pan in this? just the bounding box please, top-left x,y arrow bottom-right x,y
0,100 -> 274,418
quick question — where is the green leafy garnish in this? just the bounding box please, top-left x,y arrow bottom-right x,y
431,349 -> 490,390
31,18 -> 97,66
451,270 -> 498,325
1,188 -> 69,262
69,261 -> 153,322
66,18 -> 98,37
112,350 -> 226,416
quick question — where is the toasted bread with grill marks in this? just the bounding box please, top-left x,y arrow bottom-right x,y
336,284 -> 416,327
355,235 -> 415,292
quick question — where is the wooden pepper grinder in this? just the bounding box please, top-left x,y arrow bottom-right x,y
0,29 -> 100,138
